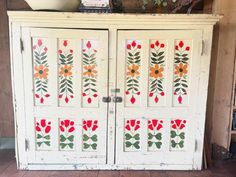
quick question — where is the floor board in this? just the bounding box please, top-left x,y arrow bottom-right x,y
0,150 -> 235,177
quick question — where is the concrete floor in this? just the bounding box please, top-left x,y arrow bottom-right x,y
0,150 -> 235,177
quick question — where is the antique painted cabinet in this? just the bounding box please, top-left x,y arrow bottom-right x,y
8,11 -> 220,170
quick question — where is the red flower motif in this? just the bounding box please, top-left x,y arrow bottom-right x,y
148,119 -> 163,131
82,93 -> 86,97
125,119 -> 140,132
63,40 -> 68,47
149,92 -> 153,97
125,90 -> 129,95
33,45 -> 37,50
87,97 -> 92,104
38,39 -> 42,47
60,120 -> 75,133
127,44 -> 131,50
86,41 -> 92,49
131,41 -> 136,47
130,96 -> 136,104
58,50 -> 62,54
35,94 -> 40,98
40,97 -> 44,103
175,46 -> 179,50
151,44 -> 155,49
171,119 -> 186,130
160,44 -> 165,48
178,95 -> 182,104
185,46 -> 190,51
93,94 -> 98,98
70,49 -> 73,53
155,41 -> 159,47
137,45 -> 142,49
44,47 -> 48,52
160,92 -> 165,96
179,41 -> 184,48
35,119 -> 51,134
83,120 -> 98,132
45,94 -> 50,98
154,96 -> 159,103
136,91 -> 140,95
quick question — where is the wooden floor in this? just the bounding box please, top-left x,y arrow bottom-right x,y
0,150 -> 236,177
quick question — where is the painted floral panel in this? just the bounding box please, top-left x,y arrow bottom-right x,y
59,119 -> 75,151
82,40 -> 99,108
58,40 -> 74,106
124,119 -> 141,151
82,120 -> 99,151
148,40 -> 167,106
125,40 -> 142,107
170,119 -> 187,151
147,119 -> 164,151
35,118 -> 52,150
173,40 -> 192,106
33,39 -> 50,105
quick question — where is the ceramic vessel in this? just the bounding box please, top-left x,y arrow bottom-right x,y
25,0 -> 80,12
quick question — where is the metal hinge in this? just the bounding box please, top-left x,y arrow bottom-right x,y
201,40 -> 205,56
25,139 -> 29,151
20,38 -> 24,53
195,140 -> 198,152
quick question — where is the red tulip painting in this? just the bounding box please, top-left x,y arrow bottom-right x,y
82,120 -> 98,151
59,119 -> 75,150
35,119 -> 52,149
124,119 -> 141,151
170,119 -> 187,149
148,119 -> 164,150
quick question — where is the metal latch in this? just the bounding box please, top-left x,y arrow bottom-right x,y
102,96 -> 111,103
113,97 -> 123,103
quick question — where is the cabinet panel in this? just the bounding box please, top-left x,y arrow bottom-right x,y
115,30 -> 202,165
22,28 -> 109,164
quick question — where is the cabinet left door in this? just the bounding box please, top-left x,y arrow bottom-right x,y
20,28 -> 109,165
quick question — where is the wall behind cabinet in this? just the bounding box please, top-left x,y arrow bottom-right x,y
0,0 -> 30,138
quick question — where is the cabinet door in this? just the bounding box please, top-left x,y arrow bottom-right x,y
22,28 -> 108,165
116,30 -> 202,167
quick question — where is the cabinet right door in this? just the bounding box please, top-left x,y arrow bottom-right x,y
115,30 -> 203,167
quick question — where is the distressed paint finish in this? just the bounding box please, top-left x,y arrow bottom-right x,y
9,12 -> 219,170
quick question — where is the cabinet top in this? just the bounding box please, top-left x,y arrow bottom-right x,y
8,11 -> 221,26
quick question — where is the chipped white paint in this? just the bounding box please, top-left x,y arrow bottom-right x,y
8,11 -> 220,170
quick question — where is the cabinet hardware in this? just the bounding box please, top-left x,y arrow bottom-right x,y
113,97 -> 123,103
102,96 -> 111,103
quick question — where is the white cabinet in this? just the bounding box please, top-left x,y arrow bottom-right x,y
8,12 -> 220,170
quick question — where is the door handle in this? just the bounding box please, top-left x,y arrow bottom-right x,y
102,96 -> 111,103
113,97 -> 123,103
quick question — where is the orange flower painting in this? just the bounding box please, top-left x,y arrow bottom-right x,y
59,65 -> 72,77
150,64 -> 164,79
34,65 -> 49,79
83,65 -> 97,78
127,64 -> 140,77
175,63 -> 188,77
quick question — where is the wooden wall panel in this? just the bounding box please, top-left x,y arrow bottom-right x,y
206,0 -> 236,148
